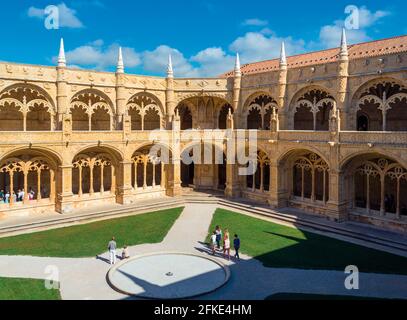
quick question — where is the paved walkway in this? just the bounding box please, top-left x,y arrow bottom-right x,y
0,204 -> 407,300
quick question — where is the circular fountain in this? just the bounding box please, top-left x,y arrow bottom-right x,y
107,252 -> 230,299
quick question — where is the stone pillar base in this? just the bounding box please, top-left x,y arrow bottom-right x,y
224,185 -> 240,198
166,184 -> 183,197
268,197 -> 288,209
116,187 -> 134,205
325,201 -> 349,222
55,193 -> 74,214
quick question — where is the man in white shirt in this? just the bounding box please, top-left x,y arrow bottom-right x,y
108,237 -> 117,265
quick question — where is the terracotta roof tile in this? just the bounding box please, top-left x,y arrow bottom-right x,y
222,35 -> 407,77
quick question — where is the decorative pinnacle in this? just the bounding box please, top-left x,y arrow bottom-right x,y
58,38 -> 66,67
167,54 -> 174,78
340,28 -> 348,59
117,47 -> 124,74
280,41 -> 287,66
234,53 -> 241,76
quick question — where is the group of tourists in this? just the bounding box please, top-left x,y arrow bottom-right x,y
107,237 -> 130,265
0,188 -> 36,204
210,225 -> 240,261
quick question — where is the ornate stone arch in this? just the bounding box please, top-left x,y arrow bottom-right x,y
350,77 -> 407,131
341,152 -> 407,218
243,93 -> 278,130
289,85 -> 336,131
0,83 -> 57,131
70,89 -> 115,131
70,145 -> 124,166
126,93 -> 164,130
0,150 -> 59,204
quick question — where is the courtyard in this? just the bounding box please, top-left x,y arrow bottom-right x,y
0,201 -> 406,300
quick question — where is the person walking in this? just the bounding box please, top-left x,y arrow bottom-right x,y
215,225 -> 222,250
233,234 -> 240,260
210,231 -> 217,255
108,237 -> 117,265
223,231 -> 231,260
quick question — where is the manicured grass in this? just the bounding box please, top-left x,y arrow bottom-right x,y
0,207 -> 183,257
0,277 -> 61,300
265,293 -> 393,300
206,208 -> 407,275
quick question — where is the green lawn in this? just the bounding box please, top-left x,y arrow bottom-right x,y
0,207 -> 183,257
206,208 -> 407,275
0,277 -> 61,300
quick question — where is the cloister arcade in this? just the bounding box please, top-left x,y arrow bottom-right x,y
292,88 -> 335,131
244,94 -> 278,130
354,80 -> 407,131
0,84 -> 56,131
131,145 -> 165,190
0,48 -> 406,232
0,149 -> 58,210
70,90 -> 114,131
127,94 -> 163,131
343,154 -> 407,219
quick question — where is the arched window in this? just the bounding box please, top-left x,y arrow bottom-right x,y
245,94 -> 278,130
356,81 -> 407,131
0,85 -> 55,131
72,153 -> 115,196
246,150 -> 270,192
292,153 -> 329,203
131,146 -> 164,189
354,158 -> 407,218
0,156 -> 55,206
294,89 -> 334,131
175,104 -> 193,130
127,95 -> 162,131
70,91 -> 113,131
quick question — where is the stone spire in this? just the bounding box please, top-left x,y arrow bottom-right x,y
117,47 -> 124,74
167,54 -> 174,78
58,38 -> 66,67
279,41 -> 287,67
234,53 -> 241,76
340,28 -> 348,60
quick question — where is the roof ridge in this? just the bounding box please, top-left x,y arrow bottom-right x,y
241,34 -> 407,67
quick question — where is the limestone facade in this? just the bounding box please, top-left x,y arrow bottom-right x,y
0,34 -> 407,233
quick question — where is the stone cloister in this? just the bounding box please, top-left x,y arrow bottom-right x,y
0,33 -> 406,232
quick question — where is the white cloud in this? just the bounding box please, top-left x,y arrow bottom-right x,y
190,47 -> 234,77
57,40 -> 141,70
27,2 -> 84,28
229,32 -> 306,63
142,45 -> 198,77
318,6 -> 391,48
242,18 -> 268,27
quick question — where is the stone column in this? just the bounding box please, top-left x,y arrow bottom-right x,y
166,76 -> 176,129
166,126 -> 182,197
116,160 -> 133,204
268,161 -> 288,208
56,66 -> 68,130
277,49 -> 288,129
115,72 -> 126,130
55,164 -> 74,214
326,168 -> 348,222
337,40 -> 349,130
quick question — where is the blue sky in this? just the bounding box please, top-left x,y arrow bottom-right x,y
0,0 -> 405,77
